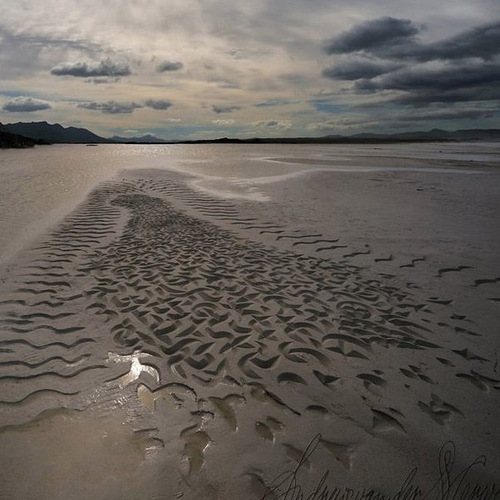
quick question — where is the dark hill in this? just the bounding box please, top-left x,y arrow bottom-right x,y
3,121 -> 110,144
0,123 -> 46,148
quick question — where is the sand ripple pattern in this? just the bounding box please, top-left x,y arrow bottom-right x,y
0,183 -> 136,422
1,178 -> 497,497
101,191 -> 443,382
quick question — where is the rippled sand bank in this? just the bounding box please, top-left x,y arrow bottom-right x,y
1,166 -> 499,499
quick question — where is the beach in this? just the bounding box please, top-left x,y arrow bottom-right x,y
0,143 -> 499,499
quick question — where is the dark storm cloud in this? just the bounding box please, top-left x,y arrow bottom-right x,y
212,105 -> 242,113
394,21 -> 500,62
77,101 -> 142,114
353,64 -> 500,105
324,17 -> 419,55
156,61 -> 183,72
391,87 -> 500,106
355,64 -> 500,93
51,59 -> 131,77
324,19 -> 500,62
324,18 -> 500,108
322,60 -> 400,80
3,96 -> 52,112
144,99 -> 173,110
398,109 -> 496,121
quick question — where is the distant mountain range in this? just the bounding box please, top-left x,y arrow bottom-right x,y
109,134 -> 169,144
1,121 -> 500,147
184,128 -> 500,144
332,128 -> 500,142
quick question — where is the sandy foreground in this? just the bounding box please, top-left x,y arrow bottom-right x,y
0,157 -> 499,499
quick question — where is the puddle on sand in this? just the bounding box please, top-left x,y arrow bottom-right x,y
0,406 -> 167,500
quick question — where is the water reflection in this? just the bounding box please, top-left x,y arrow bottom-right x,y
108,351 -> 160,387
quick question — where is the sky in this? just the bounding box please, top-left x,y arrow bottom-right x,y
0,0 -> 499,140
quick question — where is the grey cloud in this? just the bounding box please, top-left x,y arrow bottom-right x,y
357,64 -> 500,93
382,21 -> 500,62
218,81 -> 240,89
0,25 -> 102,78
322,60 -> 400,80
397,109 -> 496,121
51,59 -> 131,78
324,19 -> 500,62
212,105 -> 242,113
77,99 -> 173,114
324,17 -> 419,55
88,77 -> 120,84
252,120 -> 292,130
212,119 -> 235,126
355,63 -> 500,105
323,19 -> 500,109
407,21 -> 500,62
3,96 -> 52,112
307,117 -> 369,131
351,78 -> 380,93
156,61 -> 183,72
391,87 -> 500,106
255,99 -> 293,107
77,101 -> 142,114
0,26 -> 101,54
144,99 -> 173,110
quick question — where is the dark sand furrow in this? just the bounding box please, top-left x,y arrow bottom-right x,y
400,257 -> 426,268
374,255 -> 393,262
276,233 -> 322,240
436,266 -> 473,278
472,277 -> 500,287
18,272 -> 73,278
292,238 -> 340,246
13,312 -> 75,320
0,389 -> 80,406
0,354 -> 90,369
0,364 -> 107,381
0,338 -> 96,350
57,229 -> 117,236
6,325 -> 86,334
238,225 -> 284,230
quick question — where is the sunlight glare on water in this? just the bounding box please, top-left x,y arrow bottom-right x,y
0,144 -> 295,262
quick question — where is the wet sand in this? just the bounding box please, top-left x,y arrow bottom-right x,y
0,160 -> 499,499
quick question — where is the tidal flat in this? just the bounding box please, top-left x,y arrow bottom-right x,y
1,142 -> 499,499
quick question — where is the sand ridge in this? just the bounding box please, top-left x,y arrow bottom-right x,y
0,171 -> 499,499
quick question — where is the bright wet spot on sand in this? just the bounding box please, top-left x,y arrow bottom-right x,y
107,351 -> 160,387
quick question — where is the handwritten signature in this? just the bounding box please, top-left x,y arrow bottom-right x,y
260,435 -> 499,500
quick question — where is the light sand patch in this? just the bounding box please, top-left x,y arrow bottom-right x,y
0,407 -> 166,500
